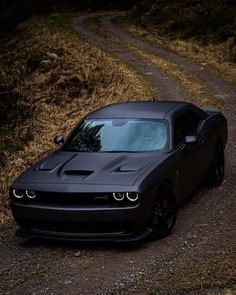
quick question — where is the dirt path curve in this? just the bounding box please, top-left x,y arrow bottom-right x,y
101,14 -> 236,120
0,13 -> 235,295
72,15 -> 189,101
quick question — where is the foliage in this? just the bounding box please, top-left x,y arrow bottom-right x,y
0,0 -> 139,33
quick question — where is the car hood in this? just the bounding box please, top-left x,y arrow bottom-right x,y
15,151 -> 165,186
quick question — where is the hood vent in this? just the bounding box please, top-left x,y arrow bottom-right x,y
63,170 -> 94,176
115,166 -> 136,173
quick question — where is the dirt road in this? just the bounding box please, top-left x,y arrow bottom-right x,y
0,13 -> 235,295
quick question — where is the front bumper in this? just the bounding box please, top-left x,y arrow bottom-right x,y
10,199 -> 154,242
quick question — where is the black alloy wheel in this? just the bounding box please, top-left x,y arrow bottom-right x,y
207,141 -> 225,187
149,184 -> 177,240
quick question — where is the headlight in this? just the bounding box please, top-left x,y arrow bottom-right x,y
126,192 -> 139,202
26,190 -> 36,199
113,192 -> 125,201
13,189 -> 24,199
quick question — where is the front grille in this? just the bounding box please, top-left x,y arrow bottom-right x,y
37,192 -> 114,206
12,192 -> 138,207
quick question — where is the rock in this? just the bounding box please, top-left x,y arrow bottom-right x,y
46,52 -> 58,59
64,280 -> 72,285
40,60 -> 52,66
74,251 -> 82,257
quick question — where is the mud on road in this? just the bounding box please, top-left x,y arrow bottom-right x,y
0,13 -> 235,295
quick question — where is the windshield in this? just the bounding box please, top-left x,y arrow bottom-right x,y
62,119 -> 168,153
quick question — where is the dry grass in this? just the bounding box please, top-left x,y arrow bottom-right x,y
117,21 -> 236,86
205,290 -> 236,295
0,14 -> 148,226
124,45 -> 223,109
83,15 -> 155,96
85,15 -> 222,109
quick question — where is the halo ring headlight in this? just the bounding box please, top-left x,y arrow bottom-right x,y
113,192 -> 125,201
126,192 -> 139,202
13,189 -> 24,199
26,190 -> 36,199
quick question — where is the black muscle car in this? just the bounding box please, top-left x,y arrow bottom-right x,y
10,101 -> 227,242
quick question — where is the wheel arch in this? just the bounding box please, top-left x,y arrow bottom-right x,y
156,179 -> 178,205
148,178 -> 178,240
159,179 -> 177,198
216,137 -> 224,149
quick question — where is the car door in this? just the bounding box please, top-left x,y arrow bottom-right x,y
174,110 -> 207,200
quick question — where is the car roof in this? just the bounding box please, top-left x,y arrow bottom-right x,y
85,100 -> 195,120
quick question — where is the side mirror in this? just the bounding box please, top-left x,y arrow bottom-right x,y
184,135 -> 198,145
53,135 -> 64,147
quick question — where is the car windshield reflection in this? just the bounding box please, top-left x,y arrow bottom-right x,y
62,119 -> 168,153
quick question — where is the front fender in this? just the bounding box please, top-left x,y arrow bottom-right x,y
135,152 -> 181,204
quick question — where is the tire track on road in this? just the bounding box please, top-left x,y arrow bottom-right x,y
73,15 -> 188,102
100,14 -> 236,120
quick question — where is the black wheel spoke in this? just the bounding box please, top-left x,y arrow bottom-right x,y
207,142 -> 225,187
163,207 -> 175,214
156,213 -> 169,229
150,184 -> 177,239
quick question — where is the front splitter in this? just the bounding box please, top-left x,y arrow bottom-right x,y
16,227 -> 152,243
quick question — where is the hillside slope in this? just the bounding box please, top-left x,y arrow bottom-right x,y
0,13 -> 148,224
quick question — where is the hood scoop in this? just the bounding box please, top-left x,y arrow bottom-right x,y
63,170 -> 94,176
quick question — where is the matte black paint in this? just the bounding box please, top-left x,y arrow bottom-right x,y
10,101 -> 228,242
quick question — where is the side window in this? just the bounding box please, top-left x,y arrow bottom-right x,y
185,110 -> 201,134
174,110 -> 201,146
174,114 -> 190,146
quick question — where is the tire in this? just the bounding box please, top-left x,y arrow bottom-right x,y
207,141 -> 225,187
149,183 -> 177,240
